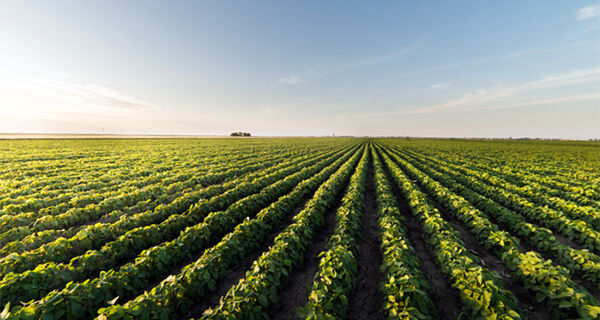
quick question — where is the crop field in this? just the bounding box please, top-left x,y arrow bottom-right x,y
0,138 -> 598,320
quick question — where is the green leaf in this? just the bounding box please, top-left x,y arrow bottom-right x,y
0,302 -> 10,320
258,295 -> 269,307
585,305 -> 600,317
108,296 -> 119,306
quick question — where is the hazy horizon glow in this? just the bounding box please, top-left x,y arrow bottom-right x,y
1,1 -> 599,139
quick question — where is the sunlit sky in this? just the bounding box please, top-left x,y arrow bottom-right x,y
1,1 -> 599,138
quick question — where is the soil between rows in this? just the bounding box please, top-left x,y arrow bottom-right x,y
376,147 -> 459,320
552,232 -> 586,251
390,150 -> 554,320
399,150 -> 600,299
346,157 -> 384,320
116,158 -> 343,297
266,175 -> 350,320
184,193 -> 315,318
398,148 -> 594,253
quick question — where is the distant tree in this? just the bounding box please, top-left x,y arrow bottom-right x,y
230,132 -> 251,137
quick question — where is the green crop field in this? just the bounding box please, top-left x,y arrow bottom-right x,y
0,138 -> 599,320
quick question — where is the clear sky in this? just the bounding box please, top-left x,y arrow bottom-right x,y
1,1 -> 599,138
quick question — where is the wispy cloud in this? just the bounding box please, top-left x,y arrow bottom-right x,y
258,106 -> 283,115
431,82 -> 452,89
277,74 -> 304,85
576,5 -> 600,21
374,52 -> 534,85
276,44 -> 420,85
406,68 -> 600,114
371,41 -> 598,86
17,78 -> 161,111
280,41 -> 584,89
475,94 -> 600,111
341,68 -> 600,117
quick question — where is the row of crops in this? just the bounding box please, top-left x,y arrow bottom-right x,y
0,138 -> 598,319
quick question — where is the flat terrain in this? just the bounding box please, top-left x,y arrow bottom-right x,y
0,138 -> 598,320
0,133 -> 231,139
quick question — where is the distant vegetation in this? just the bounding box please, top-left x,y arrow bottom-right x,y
0,138 -> 598,319
230,132 -> 251,137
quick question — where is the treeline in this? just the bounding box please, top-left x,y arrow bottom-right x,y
230,132 -> 251,137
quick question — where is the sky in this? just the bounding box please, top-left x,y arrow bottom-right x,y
0,1 -> 599,139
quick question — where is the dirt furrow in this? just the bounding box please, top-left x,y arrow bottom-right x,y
398,150 -> 599,299
184,195 -> 314,319
378,150 -> 458,320
267,183 -> 348,320
347,158 -> 383,320
400,164 -> 554,320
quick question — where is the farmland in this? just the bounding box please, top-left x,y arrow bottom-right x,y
0,138 -> 598,320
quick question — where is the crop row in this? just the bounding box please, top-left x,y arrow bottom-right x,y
0,138 -> 596,320
0,147 -> 279,216
376,145 -> 525,319
0,147 -> 333,257
399,141 -> 599,199
402,147 -> 600,254
0,141 -> 330,207
394,147 -> 600,287
399,148 -> 600,230
2,145 -> 360,319
0,151 -> 288,251
197,146 -> 365,319
298,144 -> 369,319
370,147 -> 436,319
96,144 -> 363,320
0,145 -> 318,230
413,148 -> 600,210
0,146 -> 355,311
0,144 -> 318,214
381,145 -> 600,319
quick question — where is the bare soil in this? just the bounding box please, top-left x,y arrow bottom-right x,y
185,194 -> 314,318
346,158 -> 384,320
378,149 -> 460,320
394,156 -> 555,320
404,151 -> 600,299
553,232 -> 586,250
266,178 -> 350,320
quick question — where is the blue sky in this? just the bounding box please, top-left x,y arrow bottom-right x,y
0,1 -> 598,138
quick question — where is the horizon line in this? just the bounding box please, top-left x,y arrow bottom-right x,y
0,132 -> 598,141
